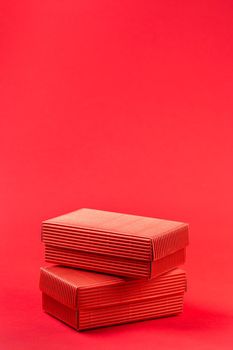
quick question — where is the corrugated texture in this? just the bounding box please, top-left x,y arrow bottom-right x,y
42,293 -> 78,329
152,226 -> 189,260
78,270 -> 186,309
79,293 -> 184,330
42,224 -> 152,261
151,249 -> 186,278
40,265 -> 126,288
40,266 -> 186,330
45,245 -> 151,278
43,209 -> 188,240
44,244 -> 185,279
40,266 -> 187,309
42,208 -> 189,263
42,292 -> 184,330
40,267 -> 78,309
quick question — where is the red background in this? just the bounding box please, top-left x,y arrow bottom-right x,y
1,1 -> 233,349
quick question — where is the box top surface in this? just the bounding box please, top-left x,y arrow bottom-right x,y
40,265 -> 185,289
40,265 -> 125,288
43,208 -> 188,239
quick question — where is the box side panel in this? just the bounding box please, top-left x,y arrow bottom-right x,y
42,224 -> 152,261
151,248 -> 186,278
40,267 -> 77,309
78,269 -> 186,309
44,244 -> 151,278
152,225 -> 189,260
42,293 -> 78,329
79,293 -> 184,330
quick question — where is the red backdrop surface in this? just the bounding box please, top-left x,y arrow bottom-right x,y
1,1 -> 233,349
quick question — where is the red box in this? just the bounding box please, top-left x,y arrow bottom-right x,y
42,208 -> 189,278
39,265 -> 187,330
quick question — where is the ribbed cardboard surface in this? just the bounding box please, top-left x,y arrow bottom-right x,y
42,208 -> 189,278
42,292 -> 184,330
44,244 -> 186,278
40,265 -> 187,330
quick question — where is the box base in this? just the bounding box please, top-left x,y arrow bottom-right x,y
42,292 -> 184,330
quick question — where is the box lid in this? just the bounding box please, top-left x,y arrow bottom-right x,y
39,265 -> 187,310
42,208 -> 189,261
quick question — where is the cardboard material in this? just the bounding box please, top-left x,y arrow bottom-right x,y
40,265 -> 187,330
42,208 -> 189,278
44,244 -> 186,278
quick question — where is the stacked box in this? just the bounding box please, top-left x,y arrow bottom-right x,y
40,208 -> 189,330
40,266 -> 187,330
42,208 -> 189,278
